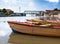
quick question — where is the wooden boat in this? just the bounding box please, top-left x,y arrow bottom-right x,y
8,21 -> 60,37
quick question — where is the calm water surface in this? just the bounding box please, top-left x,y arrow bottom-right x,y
0,16 -> 60,44
9,32 -> 60,44
0,16 -> 41,22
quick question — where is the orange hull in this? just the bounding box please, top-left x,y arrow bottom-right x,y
8,21 -> 60,37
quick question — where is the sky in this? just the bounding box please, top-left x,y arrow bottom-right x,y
0,0 -> 60,12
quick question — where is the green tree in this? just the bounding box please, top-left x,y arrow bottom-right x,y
0,9 -> 2,12
52,8 -> 59,20
54,8 -> 58,10
53,8 -> 58,15
2,8 -> 9,16
5,12 -> 9,16
2,8 -> 7,13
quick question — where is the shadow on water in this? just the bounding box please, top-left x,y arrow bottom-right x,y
9,29 -> 60,44
12,29 -> 60,38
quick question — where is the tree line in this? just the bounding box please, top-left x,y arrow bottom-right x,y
0,8 -> 14,16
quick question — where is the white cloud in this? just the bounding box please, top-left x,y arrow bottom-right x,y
1,0 -> 37,12
28,2 -> 37,10
2,0 -> 17,4
46,0 -> 59,3
19,0 -> 37,12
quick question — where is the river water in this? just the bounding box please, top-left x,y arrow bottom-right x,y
0,16 -> 40,22
9,32 -> 60,44
0,16 -> 60,44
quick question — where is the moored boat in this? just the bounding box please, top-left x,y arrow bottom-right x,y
8,20 -> 60,37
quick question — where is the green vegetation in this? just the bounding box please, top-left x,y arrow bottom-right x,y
0,8 -> 14,16
2,8 -> 9,16
0,9 -> 2,12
